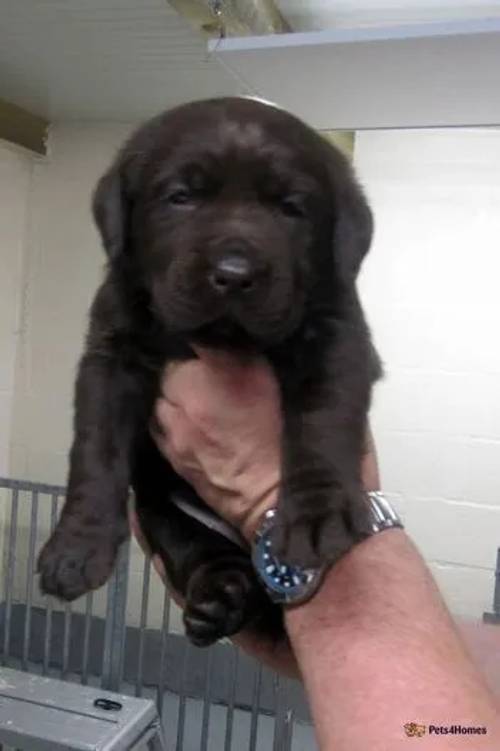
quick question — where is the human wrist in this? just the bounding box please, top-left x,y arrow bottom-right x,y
285,528 -> 410,637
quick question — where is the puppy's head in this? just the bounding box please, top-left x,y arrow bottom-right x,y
93,97 -> 372,348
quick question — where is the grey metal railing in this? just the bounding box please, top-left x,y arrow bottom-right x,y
484,548 -> 500,625
0,477 -> 315,751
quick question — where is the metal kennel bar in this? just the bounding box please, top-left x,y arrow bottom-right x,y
2,483 -> 18,666
102,540 -> 130,692
0,477 -> 313,751
43,492 -> 59,675
484,547 -> 500,624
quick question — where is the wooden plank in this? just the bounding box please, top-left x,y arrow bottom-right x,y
0,99 -> 48,155
322,130 -> 354,159
167,0 -> 290,37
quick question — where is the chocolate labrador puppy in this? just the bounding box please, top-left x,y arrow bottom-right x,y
37,97 -> 380,645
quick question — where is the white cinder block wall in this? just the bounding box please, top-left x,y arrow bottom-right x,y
2,123 -> 499,624
356,129 -> 500,619
9,123 -> 133,482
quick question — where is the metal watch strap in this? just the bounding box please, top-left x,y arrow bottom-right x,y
169,489 -> 402,547
365,490 -> 403,533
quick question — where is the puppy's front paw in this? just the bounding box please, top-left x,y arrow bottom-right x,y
38,528 -> 123,601
272,489 -> 371,569
183,560 -> 261,647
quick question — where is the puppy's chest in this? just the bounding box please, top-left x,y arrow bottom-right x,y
115,324 -> 193,373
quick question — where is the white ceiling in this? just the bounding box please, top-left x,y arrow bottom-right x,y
0,0 -> 245,121
277,1 -> 500,31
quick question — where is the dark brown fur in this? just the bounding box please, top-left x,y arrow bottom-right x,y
37,98 -> 380,645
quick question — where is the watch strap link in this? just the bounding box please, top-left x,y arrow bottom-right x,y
365,490 -> 403,533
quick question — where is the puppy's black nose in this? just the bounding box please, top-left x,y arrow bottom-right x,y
209,255 -> 255,294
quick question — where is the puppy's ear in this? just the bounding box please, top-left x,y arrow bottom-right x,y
328,148 -> 374,282
92,165 -> 129,260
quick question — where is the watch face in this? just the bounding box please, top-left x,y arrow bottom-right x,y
253,530 -> 316,600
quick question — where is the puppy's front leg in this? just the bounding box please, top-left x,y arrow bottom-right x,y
274,336 -> 376,569
38,352 -> 140,601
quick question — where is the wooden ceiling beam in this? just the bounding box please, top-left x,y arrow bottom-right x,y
0,99 -> 49,155
322,130 -> 355,159
167,0 -> 290,38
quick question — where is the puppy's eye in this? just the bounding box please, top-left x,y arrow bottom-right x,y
279,196 -> 306,218
167,188 -> 194,206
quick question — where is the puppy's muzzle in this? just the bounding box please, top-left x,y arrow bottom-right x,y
209,254 -> 255,295
208,252 -> 267,297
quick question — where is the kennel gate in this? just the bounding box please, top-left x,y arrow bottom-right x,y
0,478 -> 314,751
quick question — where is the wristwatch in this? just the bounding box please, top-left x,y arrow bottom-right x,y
252,491 -> 403,606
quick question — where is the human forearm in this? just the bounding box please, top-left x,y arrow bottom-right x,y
286,529 -> 499,750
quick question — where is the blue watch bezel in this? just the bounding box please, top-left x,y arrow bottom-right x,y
251,509 -> 326,605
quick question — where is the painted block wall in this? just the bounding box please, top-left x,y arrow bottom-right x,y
356,128 -> 500,619
0,142 -> 32,474
0,141 -> 33,599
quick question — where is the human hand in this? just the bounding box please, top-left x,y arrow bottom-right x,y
150,348 -> 283,543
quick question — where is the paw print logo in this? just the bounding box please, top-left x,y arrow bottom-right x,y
404,722 -> 426,738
